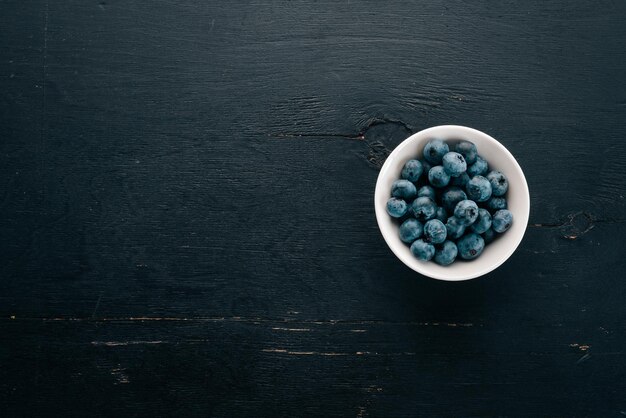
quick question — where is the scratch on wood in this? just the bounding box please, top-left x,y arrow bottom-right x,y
576,353 -> 592,364
271,327 -> 311,332
22,316 -> 476,327
529,211 -> 604,240
110,367 -> 129,384
262,349 -> 416,357
356,406 -> 367,418
92,340 -> 165,346
569,343 -> 591,351
350,329 -> 367,333
91,293 -> 103,319
454,382 -> 516,386
262,349 -> 349,356
268,132 -> 365,141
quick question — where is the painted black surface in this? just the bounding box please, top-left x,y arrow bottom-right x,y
1,1 -> 626,416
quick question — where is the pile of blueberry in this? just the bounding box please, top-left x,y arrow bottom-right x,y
386,139 -> 513,265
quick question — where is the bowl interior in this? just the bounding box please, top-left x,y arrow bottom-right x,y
374,125 -> 530,281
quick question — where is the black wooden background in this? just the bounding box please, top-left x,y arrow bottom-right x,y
2,1 -> 626,416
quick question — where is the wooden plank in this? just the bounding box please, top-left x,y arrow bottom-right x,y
2,314 -> 624,416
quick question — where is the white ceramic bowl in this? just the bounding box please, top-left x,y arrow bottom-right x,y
374,125 -> 530,281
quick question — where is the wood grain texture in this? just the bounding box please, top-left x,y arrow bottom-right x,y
1,0 -> 626,416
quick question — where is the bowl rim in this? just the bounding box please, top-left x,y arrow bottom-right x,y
374,125 -> 530,281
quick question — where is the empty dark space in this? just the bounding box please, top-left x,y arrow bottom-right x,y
1,1 -> 626,417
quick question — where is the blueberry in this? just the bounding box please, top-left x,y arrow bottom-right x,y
467,156 -> 488,177
401,159 -> 423,182
454,141 -> 477,164
428,166 -> 451,188
391,179 -> 417,200
445,216 -> 466,240
451,172 -> 470,188
399,218 -> 423,243
482,227 -> 496,244
457,233 -> 485,260
466,175 -> 492,202
410,239 -> 435,261
492,209 -> 513,233
417,185 -> 436,200
486,196 -> 507,212
441,186 -> 468,214
442,152 -> 467,177
423,219 -> 447,244
486,170 -> 508,196
386,198 -> 408,218
453,200 -> 479,226
435,206 -> 448,223
423,139 -> 449,165
434,240 -> 458,266
411,197 -> 437,222
470,208 -> 492,234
